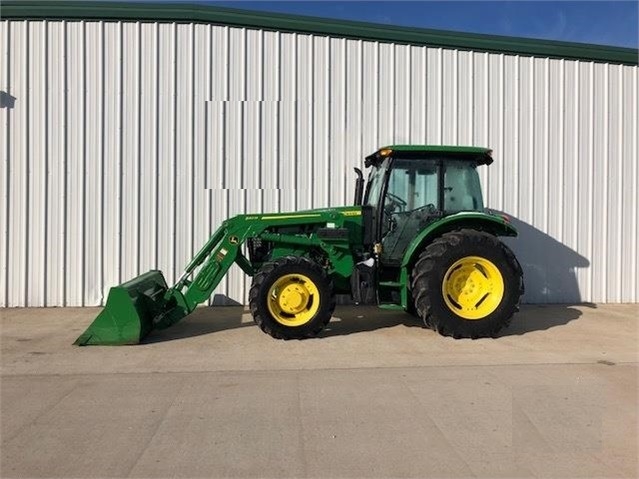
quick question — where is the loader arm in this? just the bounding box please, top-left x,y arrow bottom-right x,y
171,213 -> 350,314
75,207 -> 362,345
154,214 -> 332,329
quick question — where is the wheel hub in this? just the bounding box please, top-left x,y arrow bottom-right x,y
278,285 -> 309,314
442,256 -> 504,320
267,274 -> 320,327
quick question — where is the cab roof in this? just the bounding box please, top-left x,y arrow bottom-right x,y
365,145 -> 493,167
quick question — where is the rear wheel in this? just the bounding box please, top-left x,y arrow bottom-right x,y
411,230 -> 523,338
249,256 -> 335,339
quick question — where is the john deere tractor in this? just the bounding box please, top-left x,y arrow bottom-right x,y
76,145 -> 524,345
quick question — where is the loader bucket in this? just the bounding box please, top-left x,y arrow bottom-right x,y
74,270 -> 170,346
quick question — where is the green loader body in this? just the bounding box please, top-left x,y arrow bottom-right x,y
76,145 -> 523,345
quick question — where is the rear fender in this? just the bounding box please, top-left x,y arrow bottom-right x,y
397,212 -> 517,309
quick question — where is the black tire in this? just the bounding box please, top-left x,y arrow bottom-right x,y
411,229 -> 524,339
249,256 -> 336,339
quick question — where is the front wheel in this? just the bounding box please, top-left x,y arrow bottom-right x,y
249,256 -> 336,339
411,230 -> 523,338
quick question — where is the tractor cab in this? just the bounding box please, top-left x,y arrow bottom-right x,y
360,146 -> 493,265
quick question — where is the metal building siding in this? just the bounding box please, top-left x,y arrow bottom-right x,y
0,19 -> 637,307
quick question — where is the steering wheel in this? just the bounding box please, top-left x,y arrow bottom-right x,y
385,192 -> 407,210
411,203 -> 437,214
392,203 -> 437,221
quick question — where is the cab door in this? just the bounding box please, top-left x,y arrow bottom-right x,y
379,159 -> 441,264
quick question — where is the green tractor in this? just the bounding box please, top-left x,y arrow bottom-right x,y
75,145 -> 524,345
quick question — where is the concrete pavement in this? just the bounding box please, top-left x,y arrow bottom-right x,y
1,304 -> 637,478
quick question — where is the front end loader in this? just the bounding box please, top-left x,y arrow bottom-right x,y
76,145 -> 523,345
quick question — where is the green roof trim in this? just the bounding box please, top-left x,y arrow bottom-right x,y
367,145 -> 493,166
2,1 -> 637,65
385,145 -> 491,155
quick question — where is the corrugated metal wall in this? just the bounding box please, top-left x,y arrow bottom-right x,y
1,19 -> 637,306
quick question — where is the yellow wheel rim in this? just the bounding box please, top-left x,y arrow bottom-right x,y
267,274 -> 320,327
442,256 -> 504,320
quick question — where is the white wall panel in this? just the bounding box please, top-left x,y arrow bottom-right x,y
0,19 -> 637,306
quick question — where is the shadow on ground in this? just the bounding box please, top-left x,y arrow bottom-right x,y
142,307 -> 251,343
496,303 -> 594,337
320,309 -> 423,338
143,303 -> 592,342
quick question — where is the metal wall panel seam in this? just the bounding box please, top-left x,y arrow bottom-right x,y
513,56 -> 520,216
0,22 -> 8,306
438,48 -> 444,144
112,21 -> 120,289
170,21 -> 177,284
257,29 -> 264,213
482,52 -> 489,194
6,22 -> 15,304
136,21 -> 143,278
324,33 -> 330,206
206,23 -> 213,305
357,40 -> 363,172
153,21 -> 160,281
102,21 -> 112,300
42,20 -> 49,306
240,27 -> 248,301
406,43 -> 412,144
97,20 -> 105,305
6,21 -> 15,305
37,22 -> 49,307
7,20 -> 17,306
80,22 -> 90,306
622,65 -> 632,301
69,21 -> 80,305
453,49 -> 458,144
615,65 -> 623,302
617,64 -> 628,301
292,32 -> 299,212
633,68 -> 638,301
219,25 -> 228,297
23,21 -> 30,306
374,41 -> 379,148
308,35 -> 315,209
505,55 -> 515,214
79,20 -> 86,306
527,56 -> 534,223
342,37 -> 348,204
61,20 -> 68,305
51,21 -> 59,303
577,62 -> 589,301
467,51 -> 473,148
558,59 -> 565,244
498,54 -> 504,210
587,62 -> 595,301
544,57 -> 550,234
274,28 -> 281,215
340,37 -> 347,204
602,63 -> 609,302
572,61 -> 580,295
26,21 -> 40,305
189,22 -> 196,272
